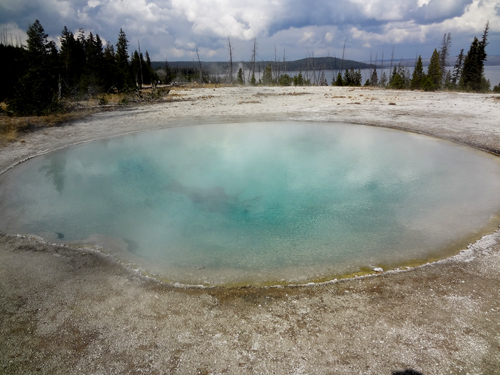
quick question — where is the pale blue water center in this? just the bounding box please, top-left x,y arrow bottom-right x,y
1,122 -> 500,286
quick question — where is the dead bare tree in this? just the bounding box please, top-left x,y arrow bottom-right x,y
227,36 -> 234,83
274,44 -> 279,83
138,41 -> 144,88
310,50 -> 318,85
283,48 -> 287,75
340,39 -> 346,71
248,38 -> 257,84
439,32 -> 452,82
390,45 -> 395,73
195,45 -> 203,83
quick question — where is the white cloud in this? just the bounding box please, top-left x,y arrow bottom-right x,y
168,0 -> 291,40
0,22 -> 27,45
325,32 -> 335,43
351,22 -> 428,45
348,0 -> 415,21
0,0 -> 498,61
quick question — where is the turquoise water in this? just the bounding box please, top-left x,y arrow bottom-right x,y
1,122 -> 500,285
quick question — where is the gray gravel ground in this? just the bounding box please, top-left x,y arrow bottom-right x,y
1,86 -> 500,374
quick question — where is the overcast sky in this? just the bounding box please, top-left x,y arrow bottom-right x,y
0,0 -> 498,63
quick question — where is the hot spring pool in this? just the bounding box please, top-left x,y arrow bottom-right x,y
1,122 -> 500,286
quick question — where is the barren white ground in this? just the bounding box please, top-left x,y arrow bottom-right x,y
1,86 -> 500,374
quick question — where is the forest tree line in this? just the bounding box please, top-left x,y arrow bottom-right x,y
0,20 -> 498,116
0,20 -> 158,116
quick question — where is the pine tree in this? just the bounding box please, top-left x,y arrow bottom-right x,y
103,41 -> 117,90
444,70 -> 453,90
390,72 -> 405,89
131,50 -> 141,87
250,73 -> 256,86
319,71 -> 328,86
439,32 -> 451,83
164,59 -> 172,84
461,22 -> 489,92
380,72 -> 388,87
370,68 -> 378,86
294,72 -> 304,86
144,51 -> 155,85
8,20 -> 61,115
115,28 -> 132,90
26,20 -> 50,59
262,63 -> 273,85
353,69 -> 362,86
334,72 -> 344,86
59,26 -> 85,93
237,68 -> 244,85
278,74 -> 292,86
82,32 -> 105,94
451,49 -> 464,88
427,49 -> 442,90
343,69 -> 351,86
410,55 -> 425,90
421,75 -> 435,91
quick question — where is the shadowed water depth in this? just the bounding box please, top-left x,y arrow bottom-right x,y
1,122 -> 500,286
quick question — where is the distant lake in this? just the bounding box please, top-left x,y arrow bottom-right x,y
253,65 -> 500,87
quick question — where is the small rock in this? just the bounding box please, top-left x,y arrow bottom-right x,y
373,267 -> 384,272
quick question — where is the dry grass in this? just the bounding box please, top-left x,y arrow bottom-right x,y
0,103 -> 95,144
279,92 -> 312,96
238,100 -> 261,104
0,86 -> 179,144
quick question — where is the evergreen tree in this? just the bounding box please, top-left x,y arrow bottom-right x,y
131,50 -> 141,87
443,70 -> 453,90
421,74 -> 435,91
461,22 -> 489,92
390,72 -> 405,89
410,55 -> 425,90
164,59 -> 172,84
379,72 -> 388,87
115,28 -> 132,90
103,41 -> 117,90
293,72 -> 304,86
343,69 -> 351,85
353,69 -> 362,86
427,49 -> 442,90
278,74 -> 292,86
237,68 -> 244,85
439,32 -> 451,83
318,71 -> 328,86
370,68 -> 378,86
389,66 -> 397,86
82,32 -> 105,94
250,72 -> 256,85
451,49 -> 464,88
262,63 -> 273,85
59,26 -> 78,92
8,20 -> 61,115
334,72 -> 344,86
26,19 -> 51,58
144,51 -> 156,85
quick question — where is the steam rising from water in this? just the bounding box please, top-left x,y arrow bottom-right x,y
1,122 -> 500,285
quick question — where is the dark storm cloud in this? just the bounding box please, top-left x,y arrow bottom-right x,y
0,0 -> 497,61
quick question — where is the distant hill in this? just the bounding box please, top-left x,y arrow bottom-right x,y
151,57 -> 374,72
